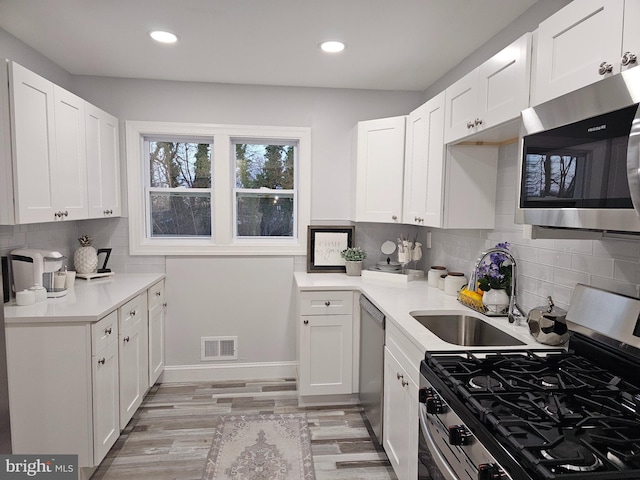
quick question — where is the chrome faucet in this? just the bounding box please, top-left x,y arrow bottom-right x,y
468,247 -> 525,325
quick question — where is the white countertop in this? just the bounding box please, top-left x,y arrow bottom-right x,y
4,273 -> 165,324
294,272 -> 552,353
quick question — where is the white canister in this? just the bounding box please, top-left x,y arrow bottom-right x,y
427,266 -> 447,287
16,289 -> 36,306
444,272 -> 468,296
437,274 -> 447,290
29,285 -> 47,302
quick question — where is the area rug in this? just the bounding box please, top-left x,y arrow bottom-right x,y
202,413 -> 316,480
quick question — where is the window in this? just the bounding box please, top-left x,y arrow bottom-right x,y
126,122 -> 310,255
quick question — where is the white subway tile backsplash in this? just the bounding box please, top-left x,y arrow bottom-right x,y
593,238 -> 640,260
552,268 -> 590,288
570,253 -> 614,277
538,249 -> 571,269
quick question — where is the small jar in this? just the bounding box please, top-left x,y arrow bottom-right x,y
444,272 -> 467,296
437,274 -> 447,290
427,266 -> 447,287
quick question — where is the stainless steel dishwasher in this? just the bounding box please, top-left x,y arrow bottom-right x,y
358,295 -> 385,444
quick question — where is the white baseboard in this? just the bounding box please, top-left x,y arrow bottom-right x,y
159,361 -> 298,383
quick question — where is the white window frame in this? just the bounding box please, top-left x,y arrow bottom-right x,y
126,121 -> 311,255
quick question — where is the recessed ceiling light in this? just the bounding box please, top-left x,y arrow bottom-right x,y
320,41 -> 345,53
149,30 -> 178,44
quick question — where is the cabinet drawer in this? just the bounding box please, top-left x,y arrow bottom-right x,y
299,291 -> 353,315
92,311 -> 118,353
148,280 -> 165,310
119,292 -> 147,331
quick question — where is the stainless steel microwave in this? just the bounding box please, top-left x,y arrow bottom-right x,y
516,66 -> 640,233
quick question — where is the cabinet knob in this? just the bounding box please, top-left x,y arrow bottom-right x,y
598,61 -> 613,75
63,210 -> 68,217
392,215 -> 398,220
105,327 -> 112,335
474,118 -> 483,126
622,52 -> 637,66
162,302 -> 167,308
155,291 -> 162,296
401,379 -> 409,387
466,121 -> 475,129
98,358 -> 106,365
129,310 -> 136,316
103,209 -> 113,215
123,336 -> 130,343
325,301 -> 330,306
54,211 -> 60,218
303,320 -> 309,325
396,372 -> 403,380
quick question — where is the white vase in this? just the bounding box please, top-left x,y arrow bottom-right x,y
345,260 -> 363,276
482,288 -> 510,314
74,246 -> 98,274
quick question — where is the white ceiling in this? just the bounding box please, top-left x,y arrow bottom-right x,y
0,0 -> 538,91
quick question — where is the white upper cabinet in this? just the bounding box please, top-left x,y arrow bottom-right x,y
444,33 -> 531,144
622,0 -> 640,72
86,103 -> 121,218
1,60 -> 120,225
532,0 -> 626,105
353,116 -> 406,223
402,92 -> 445,227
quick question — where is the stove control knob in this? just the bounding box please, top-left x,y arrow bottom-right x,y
448,425 -> 472,446
477,463 -> 505,480
418,387 -> 432,404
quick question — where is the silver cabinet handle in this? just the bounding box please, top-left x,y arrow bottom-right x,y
466,121 -> 474,129
162,302 -> 167,308
98,358 -> 106,365
392,215 -> 398,220
123,336 -> 130,343
155,291 -> 162,296
103,209 -> 113,215
397,372 -> 403,380
63,210 -> 68,217
129,310 -> 136,316
303,320 -> 309,325
598,61 -> 613,75
105,327 -> 112,335
622,52 -> 637,66
474,118 -> 483,126
401,379 -> 409,387
325,301 -> 330,306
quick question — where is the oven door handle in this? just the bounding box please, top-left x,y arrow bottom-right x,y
419,403 -> 459,480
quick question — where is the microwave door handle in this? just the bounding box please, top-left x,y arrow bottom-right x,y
418,403 -> 458,480
627,105 -> 640,214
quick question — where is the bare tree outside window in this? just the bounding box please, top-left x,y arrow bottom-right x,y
147,141 -> 212,237
234,143 -> 296,237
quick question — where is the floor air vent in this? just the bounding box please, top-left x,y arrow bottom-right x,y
201,336 -> 238,361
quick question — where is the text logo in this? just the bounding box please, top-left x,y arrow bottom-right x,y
587,124 -> 607,132
0,455 -> 77,479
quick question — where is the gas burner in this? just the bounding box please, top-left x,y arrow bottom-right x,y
541,441 -> 603,472
543,399 -> 573,417
469,375 -> 502,390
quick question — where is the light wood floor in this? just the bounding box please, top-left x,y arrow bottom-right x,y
91,379 -> 398,480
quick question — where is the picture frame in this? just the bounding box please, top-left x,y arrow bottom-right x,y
307,225 -> 355,273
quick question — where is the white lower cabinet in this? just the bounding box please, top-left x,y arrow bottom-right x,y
298,290 -> 354,397
118,293 -> 149,430
92,313 -> 120,465
383,322 -> 423,480
147,279 -> 166,386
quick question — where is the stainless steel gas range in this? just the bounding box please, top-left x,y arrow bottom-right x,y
418,284 -> 640,480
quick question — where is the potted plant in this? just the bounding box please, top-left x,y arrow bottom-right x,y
477,241 -> 511,313
340,247 -> 367,276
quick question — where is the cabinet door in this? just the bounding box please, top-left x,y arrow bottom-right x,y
383,347 -> 418,480
53,85 -> 88,220
148,299 -> 165,386
119,320 -> 148,429
354,116 -> 405,223
622,0 -> 640,72
86,103 -> 121,218
478,33 -> 531,129
403,92 -> 445,227
533,0 -> 624,105
444,68 -> 479,144
92,340 -> 119,465
8,62 -> 57,224
299,314 -> 352,396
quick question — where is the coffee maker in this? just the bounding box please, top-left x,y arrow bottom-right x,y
11,249 -> 68,298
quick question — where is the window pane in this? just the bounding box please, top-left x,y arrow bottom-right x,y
235,144 -> 294,189
150,192 -> 211,237
149,141 -> 211,188
236,193 -> 294,237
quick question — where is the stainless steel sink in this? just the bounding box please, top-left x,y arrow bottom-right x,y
411,314 -> 525,346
